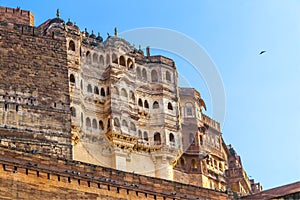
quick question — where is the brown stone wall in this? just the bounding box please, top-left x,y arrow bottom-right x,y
0,6 -> 34,26
0,146 -> 228,200
0,21 -> 72,159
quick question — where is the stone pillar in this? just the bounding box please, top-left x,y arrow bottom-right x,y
155,158 -> 174,180
151,147 -> 179,180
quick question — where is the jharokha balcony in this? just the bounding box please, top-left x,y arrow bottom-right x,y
202,114 -> 221,131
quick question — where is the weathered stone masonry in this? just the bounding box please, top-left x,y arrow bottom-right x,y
0,145 -> 228,200
0,5 -> 262,199
0,10 -> 72,159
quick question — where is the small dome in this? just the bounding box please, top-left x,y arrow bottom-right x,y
96,32 -> 103,42
50,9 -> 65,24
73,22 -> 80,31
90,30 -> 96,39
66,18 -> 73,26
49,17 -> 65,24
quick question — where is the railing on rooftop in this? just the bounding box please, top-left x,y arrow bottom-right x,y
202,114 -> 221,131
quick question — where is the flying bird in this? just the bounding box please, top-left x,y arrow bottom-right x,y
259,50 -> 266,55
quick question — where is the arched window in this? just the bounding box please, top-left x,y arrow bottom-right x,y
81,113 -> 83,125
166,71 -> 171,82
99,120 -> 104,130
143,131 -> 148,141
130,122 -> 136,131
129,91 -> 135,101
142,68 -> 147,80
86,51 -> 91,63
86,117 -> 91,127
70,74 -> 75,83
138,130 -> 142,138
219,163 -> 223,172
151,70 -> 158,82
200,135 -> 203,145
122,120 -> 128,127
154,132 -> 161,145
99,55 -> 104,65
114,118 -> 120,127
119,56 -> 126,66
121,88 -> 128,98
4,103 -> 8,111
144,100 -> 149,109
136,67 -> 141,78
107,118 -> 111,129
127,58 -> 134,69
80,80 -> 83,90
168,102 -> 173,110
94,86 -> 99,95
153,101 -> 159,109
68,40 -> 75,51
169,133 -> 175,143
101,88 -> 105,96
92,119 -> 97,129
206,158 -> 210,165
214,160 -> 218,169
138,98 -> 143,107
191,159 -> 197,169
113,86 -> 119,95
70,107 -> 76,117
180,158 -> 185,167
93,53 -> 98,63
112,53 -> 118,64
186,102 -> 193,116
107,87 -> 110,96
189,133 -> 195,145
87,84 -> 92,93
106,54 -> 110,64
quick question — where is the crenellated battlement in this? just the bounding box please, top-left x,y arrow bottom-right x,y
0,6 -> 34,26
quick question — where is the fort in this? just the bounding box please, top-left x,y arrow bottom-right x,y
0,6 -> 263,199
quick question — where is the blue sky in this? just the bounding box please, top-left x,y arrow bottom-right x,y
1,0 -> 300,190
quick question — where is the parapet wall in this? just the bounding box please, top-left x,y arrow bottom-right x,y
0,6 -> 34,26
0,146 -> 228,200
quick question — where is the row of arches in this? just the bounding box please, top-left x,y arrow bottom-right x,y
179,157 -> 223,171
113,118 -> 136,132
113,86 -> 174,111
207,158 -> 224,172
85,51 -> 105,66
111,54 -> 134,69
138,98 -> 173,110
85,117 -> 106,130
136,67 -> 173,83
69,40 -> 136,71
87,84 -> 108,97
83,50 -> 135,70
180,157 -> 198,169
69,74 -> 110,97
70,107 -> 111,131
113,117 -> 176,146
2,103 -> 19,112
